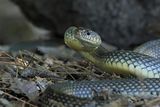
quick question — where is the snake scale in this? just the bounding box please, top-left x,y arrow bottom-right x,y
39,26 -> 160,107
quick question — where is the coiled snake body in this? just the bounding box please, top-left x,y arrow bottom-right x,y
40,27 -> 160,107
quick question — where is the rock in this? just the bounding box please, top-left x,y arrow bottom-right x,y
11,0 -> 160,48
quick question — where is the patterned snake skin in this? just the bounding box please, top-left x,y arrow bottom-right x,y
39,27 -> 160,107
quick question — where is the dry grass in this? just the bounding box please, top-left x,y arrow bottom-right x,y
0,50 -> 159,107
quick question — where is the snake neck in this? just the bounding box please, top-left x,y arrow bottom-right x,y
80,45 -> 108,64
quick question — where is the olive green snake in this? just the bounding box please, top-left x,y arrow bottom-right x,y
39,26 -> 160,107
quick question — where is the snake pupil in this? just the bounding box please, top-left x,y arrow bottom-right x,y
87,32 -> 90,35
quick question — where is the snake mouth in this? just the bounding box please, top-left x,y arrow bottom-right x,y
64,26 -> 85,51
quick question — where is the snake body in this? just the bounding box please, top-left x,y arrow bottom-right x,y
47,79 -> 160,98
134,39 -> 160,59
64,27 -> 160,78
39,26 -> 160,107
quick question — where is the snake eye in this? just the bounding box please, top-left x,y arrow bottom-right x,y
86,32 -> 90,35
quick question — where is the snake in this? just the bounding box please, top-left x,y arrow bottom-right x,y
39,26 -> 160,107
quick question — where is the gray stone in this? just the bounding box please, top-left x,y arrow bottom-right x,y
11,0 -> 160,48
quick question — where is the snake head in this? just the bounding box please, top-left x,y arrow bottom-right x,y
64,26 -> 101,52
